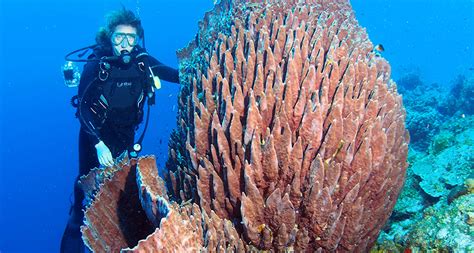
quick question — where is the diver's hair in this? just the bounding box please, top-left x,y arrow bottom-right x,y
95,8 -> 144,48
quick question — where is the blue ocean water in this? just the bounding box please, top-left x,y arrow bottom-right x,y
0,0 -> 472,252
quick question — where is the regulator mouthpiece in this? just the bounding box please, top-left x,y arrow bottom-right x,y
121,50 -> 131,64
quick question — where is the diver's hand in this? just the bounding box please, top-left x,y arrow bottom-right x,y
95,141 -> 114,167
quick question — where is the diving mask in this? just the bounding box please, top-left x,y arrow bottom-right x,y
111,32 -> 138,46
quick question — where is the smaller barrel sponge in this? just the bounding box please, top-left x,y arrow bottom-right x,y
411,126 -> 474,198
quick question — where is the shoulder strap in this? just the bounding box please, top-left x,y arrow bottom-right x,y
136,52 -> 157,105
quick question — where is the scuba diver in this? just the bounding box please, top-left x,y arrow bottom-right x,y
60,8 -> 180,253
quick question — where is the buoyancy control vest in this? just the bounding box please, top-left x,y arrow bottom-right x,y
98,58 -> 148,126
80,50 -> 155,130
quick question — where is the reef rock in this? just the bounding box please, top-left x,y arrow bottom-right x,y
81,0 -> 409,252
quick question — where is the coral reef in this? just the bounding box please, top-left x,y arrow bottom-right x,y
376,74 -> 474,250
79,0 -> 409,251
397,73 -> 474,152
377,194 -> 474,252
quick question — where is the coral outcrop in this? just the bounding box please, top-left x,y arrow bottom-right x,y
376,75 -> 474,250
397,73 -> 474,152
376,193 -> 474,252
80,0 -> 409,251
396,74 -> 445,151
440,75 -> 474,116
411,127 -> 473,198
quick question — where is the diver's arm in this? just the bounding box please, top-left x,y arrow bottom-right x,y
77,62 -> 102,145
148,56 -> 180,84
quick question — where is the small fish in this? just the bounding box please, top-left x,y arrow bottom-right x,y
461,114 -> 465,118
325,58 -> 335,68
256,224 -> 266,233
469,67 -> 474,71
374,44 -> 385,52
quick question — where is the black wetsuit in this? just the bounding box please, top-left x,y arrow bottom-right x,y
60,45 -> 179,253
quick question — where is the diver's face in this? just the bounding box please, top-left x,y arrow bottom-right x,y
111,25 -> 138,56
